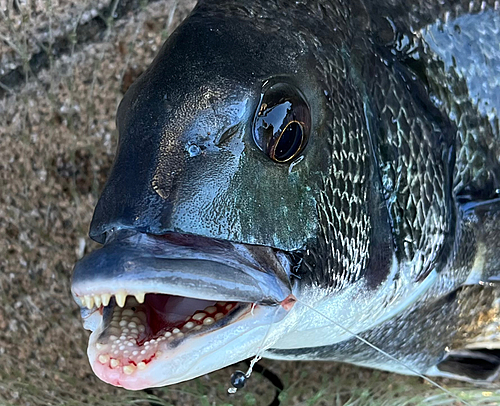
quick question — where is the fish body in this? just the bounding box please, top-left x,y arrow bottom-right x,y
71,0 -> 500,389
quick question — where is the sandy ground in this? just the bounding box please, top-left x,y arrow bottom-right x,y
1,1 -> 500,405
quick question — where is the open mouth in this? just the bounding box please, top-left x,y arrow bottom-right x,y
79,292 -> 249,376
72,231 -> 294,389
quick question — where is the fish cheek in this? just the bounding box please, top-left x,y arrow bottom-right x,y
213,147 -> 319,251
220,126 -> 323,249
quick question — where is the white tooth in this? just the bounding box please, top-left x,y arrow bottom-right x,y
98,354 -> 109,364
110,359 -> 120,368
192,312 -> 206,321
137,361 -> 146,370
194,325 -> 202,331
132,351 -> 139,356
122,309 -> 134,317
127,342 -> 134,347
138,325 -> 146,333
172,328 -> 180,334
134,292 -> 145,303
94,295 -> 102,307
203,317 -> 215,326
140,350 -> 146,355
204,306 -> 217,315
164,332 -> 172,337
85,295 -> 94,309
115,291 -> 127,308
175,332 -> 184,338
119,345 -> 125,351
109,335 -> 118,341
119,320 -> 127,327
102,293 -> 111,306
123,365 -> 136,375
216,302 -> 226,306
128,322 -> 137,328
184,322 -> 195,330
226,304 -> 234,311
96,343 -> 105,350
215,313 -> 224,320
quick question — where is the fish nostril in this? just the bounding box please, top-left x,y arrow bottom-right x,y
215,124 -> 241,146
186,143 -> 202,157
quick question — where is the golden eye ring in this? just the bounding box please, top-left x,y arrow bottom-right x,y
269,120 -> 305,163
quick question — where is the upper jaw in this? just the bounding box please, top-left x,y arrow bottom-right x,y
71,230 -> 293,307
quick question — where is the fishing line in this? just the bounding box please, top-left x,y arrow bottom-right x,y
294,298 -> 472,406
228,304 -> 283,405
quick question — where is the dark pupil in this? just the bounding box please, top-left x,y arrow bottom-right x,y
274,122 -> 303,162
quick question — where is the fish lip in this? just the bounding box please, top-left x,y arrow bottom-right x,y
71,230 -> 293,306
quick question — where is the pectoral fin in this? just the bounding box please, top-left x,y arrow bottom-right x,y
456,197 -> 500,285
434,349 -> 500,382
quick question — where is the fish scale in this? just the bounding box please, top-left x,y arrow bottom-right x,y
421,13 -> 500,198
367,53 -> 454,281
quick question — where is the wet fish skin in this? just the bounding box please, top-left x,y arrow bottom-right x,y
73,0 -> 500,386
90,0 -> 330,251
91,0 -> 394,290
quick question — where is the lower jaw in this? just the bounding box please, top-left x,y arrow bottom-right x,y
85,299 -> 300,390
90,359 -> 154,390
87,293 -> 249,388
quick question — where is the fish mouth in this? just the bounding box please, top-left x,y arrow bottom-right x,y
71,231 -> 295,389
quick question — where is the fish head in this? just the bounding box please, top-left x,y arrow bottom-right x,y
90,5 -> 331,251
72,1 -> 385,390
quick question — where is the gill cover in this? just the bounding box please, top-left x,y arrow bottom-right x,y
89,2 -> 331,251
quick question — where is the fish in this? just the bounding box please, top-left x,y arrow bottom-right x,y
71,0 -> 500,392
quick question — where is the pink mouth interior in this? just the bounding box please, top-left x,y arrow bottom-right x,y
91,294 -> 239,382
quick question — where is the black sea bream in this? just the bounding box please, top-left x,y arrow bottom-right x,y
72,0 -> 500,390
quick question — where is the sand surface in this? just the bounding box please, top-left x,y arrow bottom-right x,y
1,1 -> 498,405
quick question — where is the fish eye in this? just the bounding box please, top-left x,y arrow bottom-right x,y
253,83 -> 310,163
